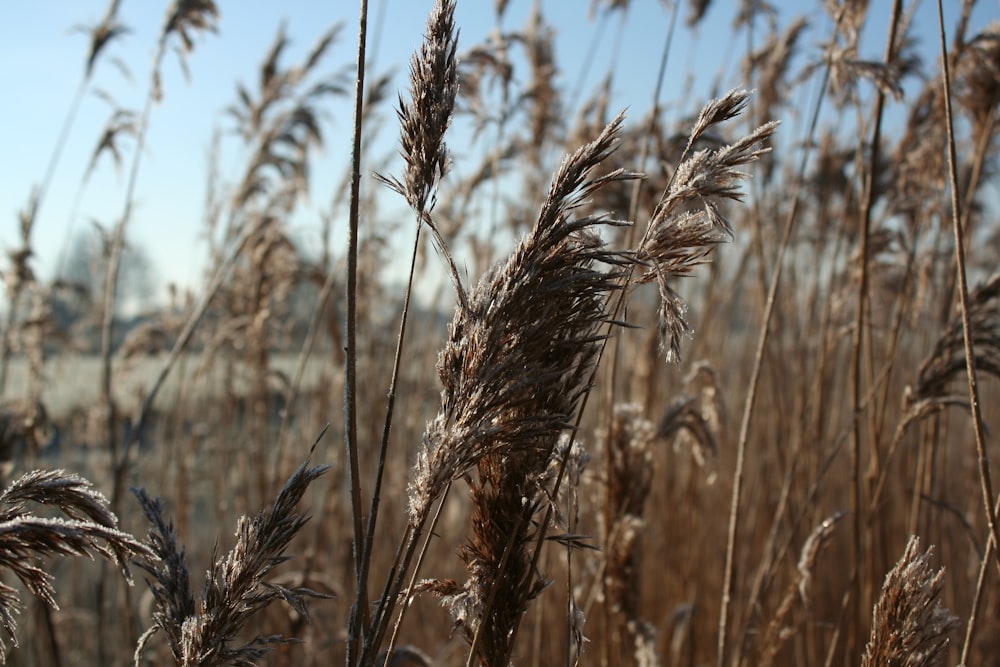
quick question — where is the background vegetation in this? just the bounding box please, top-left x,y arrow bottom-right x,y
1,0 -> 999,665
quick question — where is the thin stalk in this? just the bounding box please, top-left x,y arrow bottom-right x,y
848,1 -> 902,657
939,109 -> 997,323
360,521 -> 414,663
358,220 -> 424,653
935,0 -> 1000,574
100,30 -> 171,510
371,483 -> 451,666
345,0 -> 371,662
38,601 -> 63,667
959,493 -> 1000,663
716,50 -> 835,667
959,532 -> 991,665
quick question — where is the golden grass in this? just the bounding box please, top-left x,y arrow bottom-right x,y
2,1 -> 1000,665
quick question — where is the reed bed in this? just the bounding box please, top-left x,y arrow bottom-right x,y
1,1 -> 999,665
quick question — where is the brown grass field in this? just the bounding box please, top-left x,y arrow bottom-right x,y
2,1 -> 1000,665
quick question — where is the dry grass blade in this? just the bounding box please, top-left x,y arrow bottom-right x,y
861,536 -> 958,667
0,469 -> 151,663
132,454 -> 331,667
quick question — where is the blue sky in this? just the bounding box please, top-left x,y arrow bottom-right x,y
1,0 -> 997,311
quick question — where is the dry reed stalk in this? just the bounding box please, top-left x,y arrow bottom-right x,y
375,113 -> 636,667
410,88 -> 774,666
131,450 -> 330,667
271,69 -> 391,473
126,15 -> 347,507
717,31 -> 835,666
521,4 -> 560,174
453,86 -> 777,667
860,536 -> 957,667
938,22 -> 1000,321
933,0 -> 1000,583
866,270 -> 1000,510
360,2 -> 460,654
344,0 -> 372,661
848,1 -> 904,657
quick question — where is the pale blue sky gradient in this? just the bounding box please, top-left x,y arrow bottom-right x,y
1,1 -> 996,311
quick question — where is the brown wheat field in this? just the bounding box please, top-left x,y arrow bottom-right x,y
1,1 -> 999,665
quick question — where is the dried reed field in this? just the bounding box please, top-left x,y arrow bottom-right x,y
2,0 -> 1000,665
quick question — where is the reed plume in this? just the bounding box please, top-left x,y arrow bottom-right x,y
381,0 -> 459,217
0,469 -> 151,662
637,88 -> 778,361
132,454 -> 330,667
400,112 -> 636,666
408,112 -> 637,527
861,536 -> 958,667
